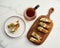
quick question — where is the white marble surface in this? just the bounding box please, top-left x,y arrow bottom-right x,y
0,0 -> 60,48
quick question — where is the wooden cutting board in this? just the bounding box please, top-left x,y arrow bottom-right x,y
27,7 -> 54,45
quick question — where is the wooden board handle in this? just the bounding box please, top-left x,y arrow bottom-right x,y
47,7 -> 54,18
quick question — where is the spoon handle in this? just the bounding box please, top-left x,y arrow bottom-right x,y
34,5 -> 40,10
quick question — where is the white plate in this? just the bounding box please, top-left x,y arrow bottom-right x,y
4,16 -> 26,38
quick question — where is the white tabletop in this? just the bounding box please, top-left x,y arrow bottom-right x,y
0,0 -> 60,48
